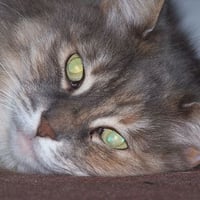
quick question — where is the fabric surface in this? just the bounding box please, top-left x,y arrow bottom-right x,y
0,169 -> 199,200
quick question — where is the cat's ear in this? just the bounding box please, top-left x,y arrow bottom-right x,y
100,0 -> 165,37
185,147 -> 200,168
180,101 -> 200,168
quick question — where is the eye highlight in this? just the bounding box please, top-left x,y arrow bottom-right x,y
101,128 -> 128,150
66,53 -> 84,84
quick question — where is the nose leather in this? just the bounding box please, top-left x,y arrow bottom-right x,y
37,116 -> 56,140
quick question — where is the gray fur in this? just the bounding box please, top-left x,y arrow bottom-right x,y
0,0 -> 200,176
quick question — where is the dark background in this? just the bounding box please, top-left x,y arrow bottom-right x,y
1,169 -> 200,200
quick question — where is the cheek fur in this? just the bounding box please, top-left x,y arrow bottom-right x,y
80,144 -> 165,176
35,138 -> 88,175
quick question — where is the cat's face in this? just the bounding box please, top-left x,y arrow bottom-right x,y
1,0 -> 200,176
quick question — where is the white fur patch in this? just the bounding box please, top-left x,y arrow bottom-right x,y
35,138 -> 88,175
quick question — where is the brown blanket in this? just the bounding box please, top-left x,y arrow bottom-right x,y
1,169 -> 200,200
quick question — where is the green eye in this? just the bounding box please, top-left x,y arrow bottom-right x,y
101,129 -> 128,150
66,54 -> 84,82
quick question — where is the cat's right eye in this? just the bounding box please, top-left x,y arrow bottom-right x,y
100,128 -> 128,150
65,53 -> 84,88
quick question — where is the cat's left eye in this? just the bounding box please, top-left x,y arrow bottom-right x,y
101,128 -> 128,150
66,53 -> 84,88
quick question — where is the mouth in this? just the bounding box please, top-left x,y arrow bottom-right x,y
16,131 -> 36,158
9,128 -> 48,173
11,129 -> 36,166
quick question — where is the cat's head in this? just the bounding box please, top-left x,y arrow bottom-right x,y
1,0 -> 200,176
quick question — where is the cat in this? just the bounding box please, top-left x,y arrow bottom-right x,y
0,0 -> 200,176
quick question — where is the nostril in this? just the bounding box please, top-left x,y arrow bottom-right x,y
36,116 -> 56,140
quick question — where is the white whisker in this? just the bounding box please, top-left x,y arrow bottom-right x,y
0,101 -> 15,110
0,62 -> 20,90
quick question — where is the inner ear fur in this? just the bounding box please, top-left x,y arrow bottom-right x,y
100,0 -> 165,36
184,147 -> 200,168
179,95 -> 200,118
180,100 -> 200,168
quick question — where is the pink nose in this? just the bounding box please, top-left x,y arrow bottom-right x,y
36,117 -> 56,140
